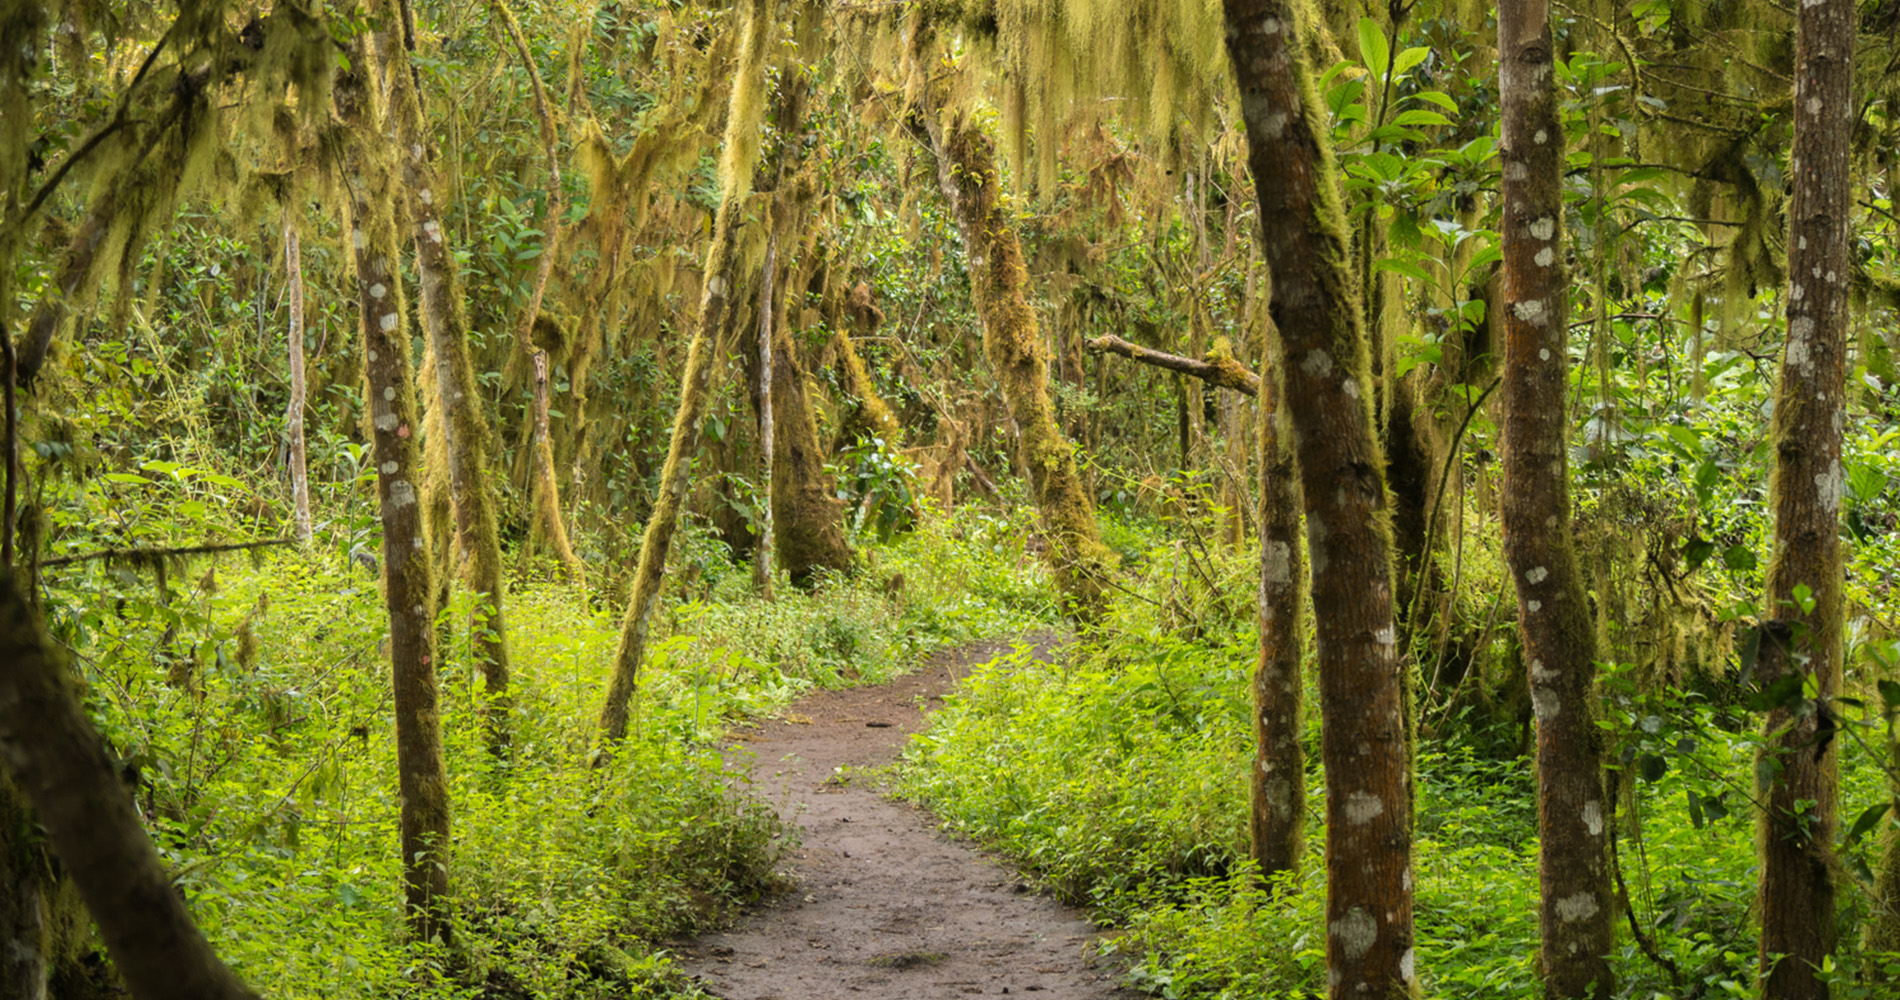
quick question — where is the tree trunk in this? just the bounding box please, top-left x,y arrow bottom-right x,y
1251,356 -> 1305,882
1495,1 -> 1614,994
1221,2 -> 1418,996
284,221 -> 313,544
598,0 -> 777,744
385,0 -> 514,746
754,230 -> 778,598
836,282 -> 904,446
336,47 -> 452,941
490,0 -> 588,589
1758,0 -> 1852,993
0,573 -> 258,1000
911,22 -> 1113,620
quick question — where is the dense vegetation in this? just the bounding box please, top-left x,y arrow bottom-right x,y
1,0 -> 1899,998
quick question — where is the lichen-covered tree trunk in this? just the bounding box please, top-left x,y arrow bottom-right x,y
382,0 -> 513,745
284,220 -> 313,544
337,47 -> 451,940
0,573 -> 260,1000
912,28 -> 1113,620
768,242 -> 853,583
1251,355 -> 1305,882
755,231 -> 778,597
1495,1 -> 1614,994
1758,0 -> 1852,993
490,0 -> 587,589
598,0 -> 776,744
1222,1 -> 1418,996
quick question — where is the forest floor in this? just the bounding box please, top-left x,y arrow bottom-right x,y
672,636 -> 1137,1000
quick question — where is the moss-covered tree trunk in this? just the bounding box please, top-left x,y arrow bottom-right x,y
491,0 -> 587,589
1757,0 -> 1852,993
1496,1 -> 1614,993
0,573 -> 260,1000
337,44 -> 451,940
912,26 -> 1113,620
835,282 -> 904,447
598,0 -> 776,744
1222,1 -> 1418,996
382,0 -> 513,747
284,220 -> 313,544
754,230 -> 778,597
1251,353 -> 1305,882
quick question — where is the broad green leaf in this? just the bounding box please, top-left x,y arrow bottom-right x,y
1356,17 -> 1390,82
1390,109 -> 1453,128
104,473 -> 153,485
1393,46 -> 1430,77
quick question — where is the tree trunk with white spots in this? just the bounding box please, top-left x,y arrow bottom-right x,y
1251,355 -> 1305,882
1757,0 -> 1851,993
1221,3 -> 1418,996
597,0 -> 777,745
1495,1 -> 1614,994
382,0 -> 514,748
336,43 -> 452,941
754,229 -> 777,598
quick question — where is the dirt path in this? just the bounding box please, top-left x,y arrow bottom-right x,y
674,638 -> 1136,1000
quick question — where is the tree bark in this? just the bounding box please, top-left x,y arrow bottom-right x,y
384,0 -> 514,746
598,0 -> 777,744
490,0 -> 588,589
1251,355 -> 1305,882
336,46 -> 452,940
1495,1 -> 1614,994
911,22 -> 1114,620
755,230 -> 778,597
1221,2 -> 1418,996
0,573 -> 258,1000
284,220 -> 314,544
1086,334 -> 1262,396
1758,0 -> 1852,993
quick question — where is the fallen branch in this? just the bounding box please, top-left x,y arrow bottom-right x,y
1085,335 -> 1261,397
40,538 -> 293,569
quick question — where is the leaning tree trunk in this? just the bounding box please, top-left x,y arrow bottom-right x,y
384,0 -> 513,747
1496,1 -> 1614,994
0,573 -> 258,1000
597,0 -> 777,744
284,220 -> 313,544
491,0 -> 588,589
336,49 -> 452,941
1758,0 -> 1852,994
911,25 -> 1113,620
1251,352 -> 1306,882
1221,1 -> 1418,997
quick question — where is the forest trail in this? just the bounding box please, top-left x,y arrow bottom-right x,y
674,637 -> 1137,1000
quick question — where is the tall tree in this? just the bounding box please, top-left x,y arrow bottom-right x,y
598,0 -> 777,743
909,20 -> 1115,620
1221,1 -> 1419,997
284,219 -> 313,544
0,573 -> 257,1000
1757,0 -> 1853,993
1495,0 -> 1614,993
335,38 -> 452,939
1252,351 -> 1306,882
383,0 -> 514,745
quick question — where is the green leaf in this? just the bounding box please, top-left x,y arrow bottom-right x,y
1372,257 -> 1433,283
1408,90 -> 1458,112
1390,109 -> 1453,128
202,473 -> 249,491
1877,678 -> 1900,712
104,473 -> 153,485
1747,673 -> 1805,712
1847,803 -> 1891,847
1791,583 -> 1816,615
1721,544 -> 1757,572
1639,753 -> 1668,782
1393,46 -> 1430,77
1682,536 -> 1716,572
1356,17 -> 1390,82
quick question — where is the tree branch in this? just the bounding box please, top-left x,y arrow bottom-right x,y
1085,335 -> 1261,396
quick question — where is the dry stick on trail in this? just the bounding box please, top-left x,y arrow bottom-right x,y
1496,0 -> 1615,993
385,0 -> 515,748
336,44 -> 452,941
0,574 -> 259,1000
1221,0 -> 1419,996
1757,0 -> 1852,992
285,219 -> 313,544
492,0 -> 588,588
598,0 -> 777,745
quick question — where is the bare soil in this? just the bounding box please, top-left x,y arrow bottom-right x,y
673,637 -> 1137,1000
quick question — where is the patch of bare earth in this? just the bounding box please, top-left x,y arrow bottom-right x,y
673,637 -> 1137,999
